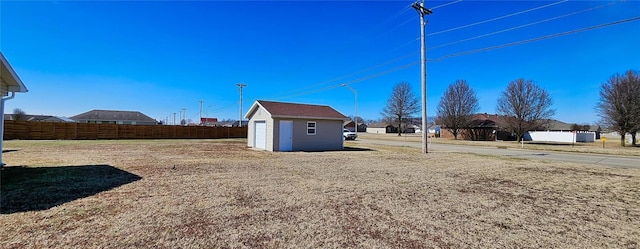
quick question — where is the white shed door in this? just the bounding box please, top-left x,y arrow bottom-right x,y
279,120 -> 293,151
254,121 -> 267,150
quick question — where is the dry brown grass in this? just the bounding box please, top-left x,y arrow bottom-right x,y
361,133 -> 640,157
1,139 -> 639,248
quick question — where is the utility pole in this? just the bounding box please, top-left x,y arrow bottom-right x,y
173,112 -> 176,125
412,0 -> 432,154
198,100 -> 204,125
181,108 -> 186,126
236,83 -> 247,127
342,84 -> 358,139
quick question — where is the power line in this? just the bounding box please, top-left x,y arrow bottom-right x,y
265,1 -> 625,104
273,15 -> 640,100
260,1 -> 635,103
374,15 -> 417,38
277,61 -> 419,100
431,0 -> 463,10
268,2 -> 417,99
322,2 -> 415,51
428,16 -> 640,62
340,62 -> 419,87
428,0 -> 626,51
270,52 -> 417,99
427,0 -> 569,36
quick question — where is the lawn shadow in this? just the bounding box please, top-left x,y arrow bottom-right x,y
342,147 -> 375,152
2,149 -> 20,153
290,147 -> 374,152
1,164 -> 141,214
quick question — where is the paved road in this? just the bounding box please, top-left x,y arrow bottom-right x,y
356,138 -> 640,169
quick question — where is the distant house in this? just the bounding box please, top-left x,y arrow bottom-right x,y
71,109 -> 158,125
43,116 -> 76,123
427,124 -> 441,135
439,113 -> 514,141
200,117 -> 218,126
232,120 -> 249,127
464,114 -> 504,141
3,114 -> 75,122
343,121 -> 366,132
213,120 -> 235,127
1,52 -> 29,166
366,122 -> 397,134
245,100 -> 349,152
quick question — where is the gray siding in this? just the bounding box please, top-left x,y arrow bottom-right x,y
283,119 -> 343,151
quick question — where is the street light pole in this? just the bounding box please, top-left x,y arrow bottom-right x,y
412,0 -> 433,154
342,84 -> 358,140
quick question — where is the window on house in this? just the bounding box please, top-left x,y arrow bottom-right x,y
307,121 -> 316,135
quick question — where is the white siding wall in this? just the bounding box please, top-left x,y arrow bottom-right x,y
366,128 -> 387,134
247,106 -> 273,150
525,131 -> 596,143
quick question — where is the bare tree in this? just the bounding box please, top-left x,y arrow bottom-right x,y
381,82 -> 420,136
12,108 -> 26,121
596,70 -> 640,146
436,79 -> 479,139
496,78 -> 555,142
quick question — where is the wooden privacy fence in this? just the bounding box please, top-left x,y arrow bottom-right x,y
3,121 -> 247,140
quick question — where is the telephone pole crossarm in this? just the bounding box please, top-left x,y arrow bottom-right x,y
411,1 -> 433,16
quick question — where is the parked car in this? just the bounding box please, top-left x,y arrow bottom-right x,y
343,129 -> 358,140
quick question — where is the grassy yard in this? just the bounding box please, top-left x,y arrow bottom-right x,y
360,133 -> 640,157
1,139 -> 639,248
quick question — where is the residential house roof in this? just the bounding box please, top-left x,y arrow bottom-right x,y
246,100 -> 349,121
439,113 -> 503,129
343,120 -> 365,127
43,116 -> 76,122
4,114 -> 49,121
70,109 -> 156,123
542,119 -> 573,131
3,114 -> 75,122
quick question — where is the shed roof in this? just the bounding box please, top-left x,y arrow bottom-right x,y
0,52 -> 28,95
246,100 -> 349,121
71,109 -> 156,122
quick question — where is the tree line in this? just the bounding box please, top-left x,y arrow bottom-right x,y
381,69 -> 639,146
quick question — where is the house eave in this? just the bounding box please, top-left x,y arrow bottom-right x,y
0,52 -> 29,94
245,101 -> 272,119
271,115 -> 349,121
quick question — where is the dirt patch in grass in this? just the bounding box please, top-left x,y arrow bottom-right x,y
1,139 -> 639,248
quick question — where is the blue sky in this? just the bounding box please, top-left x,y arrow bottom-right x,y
1,0 -> 638,124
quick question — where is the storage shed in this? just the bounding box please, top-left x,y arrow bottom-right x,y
245,100 -> 349,152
